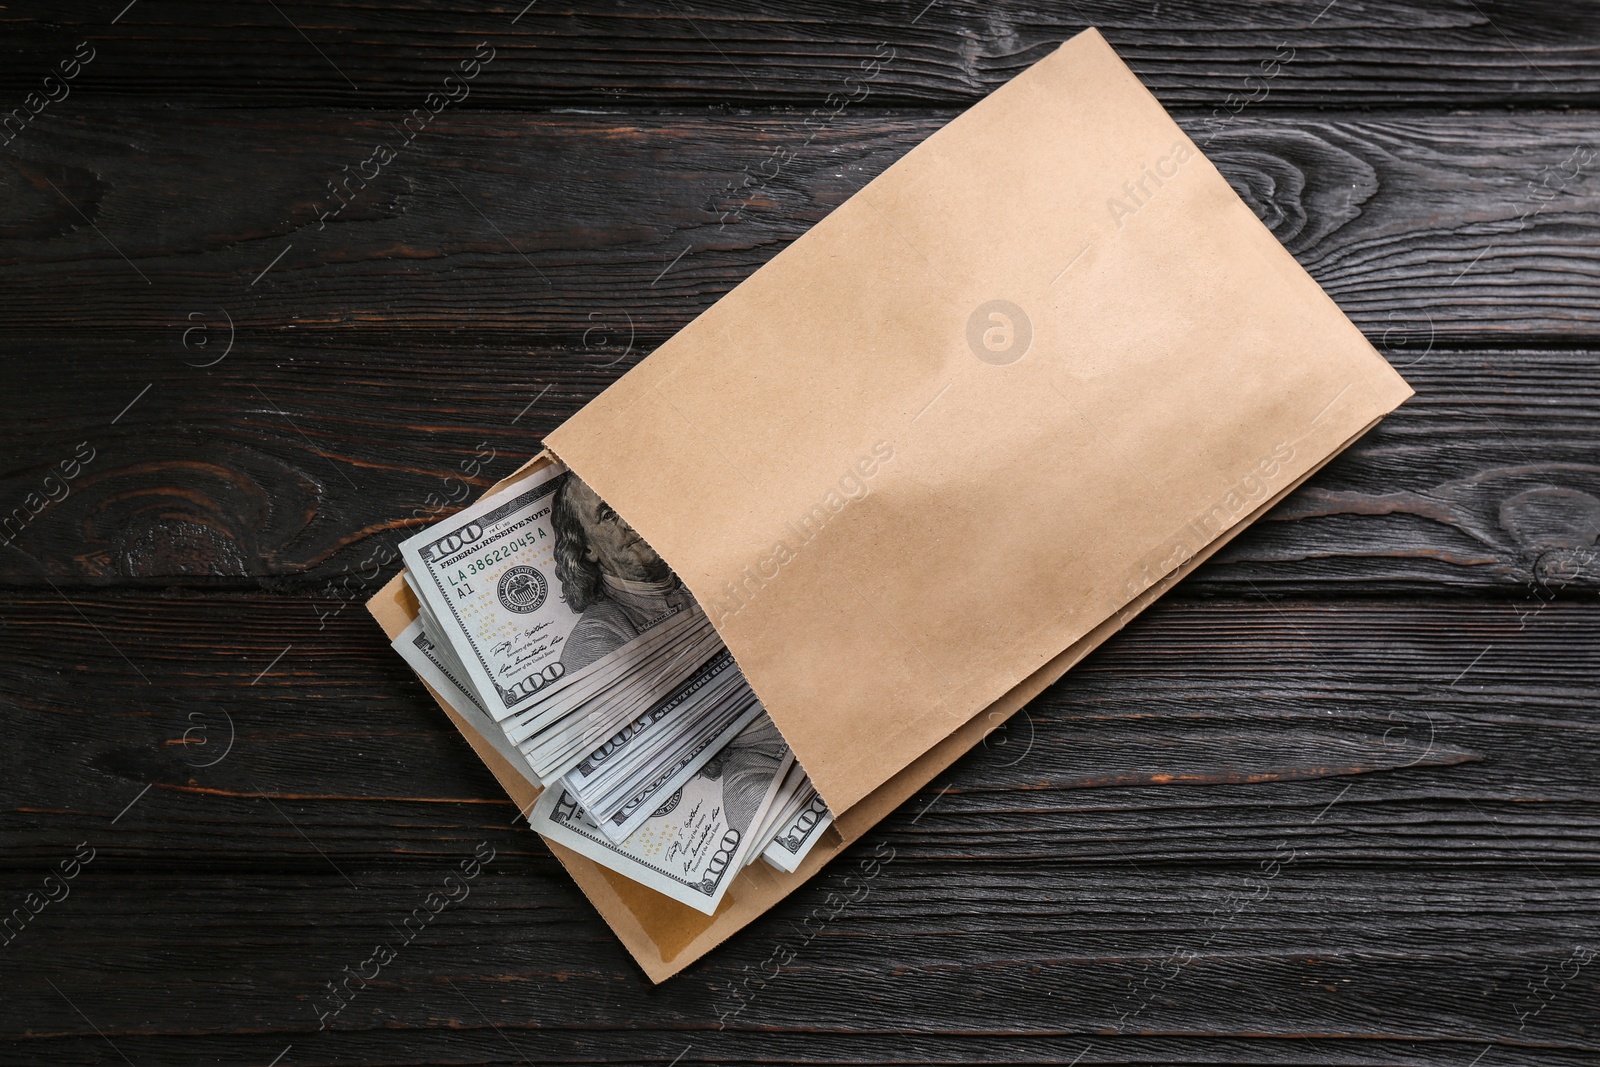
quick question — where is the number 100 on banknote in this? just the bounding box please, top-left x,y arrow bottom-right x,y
400,461 -> 698,723
399,465 -> 576,716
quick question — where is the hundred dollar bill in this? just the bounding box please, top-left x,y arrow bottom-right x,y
744,759 -> 809,864
512,611 -> 725,776
399,462 -> 698,720
500,607 -> 707,746
403,570 -> 452,652
390,617 -> 542,788
761,789 -> 833,873
565,654 -> 764,842
563,651 -> 745,802
529,714 -> 794,914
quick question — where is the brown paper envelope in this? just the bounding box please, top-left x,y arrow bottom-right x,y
369,26 -> 1411,982
367,416 -> 1377,982
542,27 -> 1413,818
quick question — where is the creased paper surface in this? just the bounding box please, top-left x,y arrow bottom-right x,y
546,28 -> 1412,816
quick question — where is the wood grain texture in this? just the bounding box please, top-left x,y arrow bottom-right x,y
2,593 -> 1597,1063
2,1 -> 1597,1063
0,592 -> 1591,858
0,112 -> 1594,339
3,866 -> 1597,1065
2,109 -> 1598,590
3,339 -> 1598,592
0,0 -> 1597,107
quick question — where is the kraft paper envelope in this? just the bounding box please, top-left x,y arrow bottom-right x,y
370,26 -> 1411,982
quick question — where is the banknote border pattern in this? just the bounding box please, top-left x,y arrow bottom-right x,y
770,794 -> 830,854
410,630 -> 486,714
416,471 -> 568,712
551,787 -> 733,899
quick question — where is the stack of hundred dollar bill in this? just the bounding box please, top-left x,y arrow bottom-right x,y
389,460 -> 833,914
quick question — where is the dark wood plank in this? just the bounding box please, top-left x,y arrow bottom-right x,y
0,112 -> 1593,340
4,592 -> 1597,1062
0,112 -> 1594,340
4,337 -> 1597,592
1,0 -> 1597,107
2,4 -> 1595,1066
2,109 -> 1597,587
4,864 -> 1597,1065
2,592 -> 1594,862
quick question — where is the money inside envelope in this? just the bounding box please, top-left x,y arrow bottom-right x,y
392,459 -> 832,914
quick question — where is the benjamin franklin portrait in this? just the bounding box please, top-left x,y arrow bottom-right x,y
551,474 -> 692,673
701,714 -> 789,837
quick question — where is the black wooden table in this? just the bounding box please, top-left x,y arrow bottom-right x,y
3,2 -> 1597,1064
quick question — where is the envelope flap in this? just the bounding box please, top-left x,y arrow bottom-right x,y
546,28 -> 1412,815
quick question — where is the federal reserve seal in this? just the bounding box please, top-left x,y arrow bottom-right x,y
496,565 -> 548,614
651,787 -> 683,819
